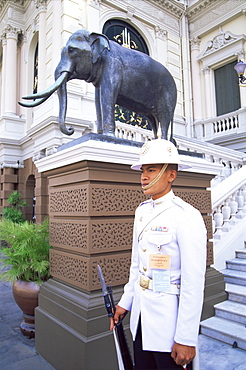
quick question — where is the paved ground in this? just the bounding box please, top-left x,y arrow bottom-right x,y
1,277 -> 246,369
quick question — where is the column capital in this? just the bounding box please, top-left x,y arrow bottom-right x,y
0,33 -> 7,46
202,66 -> 211,75
35,0 -> 47,12
2,25 -> 20,41
190,37 -> 201,51
235,49 -> 245,61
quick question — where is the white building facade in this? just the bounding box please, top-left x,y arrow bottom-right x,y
0,0 -> 245,254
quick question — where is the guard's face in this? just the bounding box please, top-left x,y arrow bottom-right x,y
140,164 -> 177,200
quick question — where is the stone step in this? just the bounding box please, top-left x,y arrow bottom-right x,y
235,248 -> 246,259
226,258 -> 246,272
221,269 -> 246,286
200,316 -> 246,350
226,283 -> 246,304
214,300 -> 246,325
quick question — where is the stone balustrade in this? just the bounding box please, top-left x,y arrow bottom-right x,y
193,108 -> 246,142
115,121 -> 246,244
211,166 -> 246,241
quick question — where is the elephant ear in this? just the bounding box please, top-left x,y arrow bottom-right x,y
90,32 -> 110,63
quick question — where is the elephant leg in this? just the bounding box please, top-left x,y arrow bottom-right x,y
95,88 -> 103,134
99,88 -> 116,136
158,110 -> 173,140
146,115 -> 158,139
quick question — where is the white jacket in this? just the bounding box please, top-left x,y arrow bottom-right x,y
118,190 -> 207,352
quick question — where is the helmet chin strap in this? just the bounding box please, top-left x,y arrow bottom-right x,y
142,163 -> 168,190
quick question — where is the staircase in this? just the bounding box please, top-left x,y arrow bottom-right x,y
200,243 -> 246,350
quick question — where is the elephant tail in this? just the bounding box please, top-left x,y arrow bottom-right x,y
169,118 -> 177,146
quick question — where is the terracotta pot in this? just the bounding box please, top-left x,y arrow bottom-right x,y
12,280 -> 40,338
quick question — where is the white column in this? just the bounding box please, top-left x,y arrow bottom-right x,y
0,36 -> 7,116
190,37 -> 202,121
18,33 -> 27,117
180,14 -> 193,138
3,26 -> 18,116
36,0 -> 47,91
51,0 -> 62,72
202,66 -> 213,118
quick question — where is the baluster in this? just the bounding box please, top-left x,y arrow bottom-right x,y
221,199 -> 231,232
236,189 -> 245,219
241,186 -> 246,214
214,206 -> 223,239
229,193 -> 238,225
224,161 -> 231,178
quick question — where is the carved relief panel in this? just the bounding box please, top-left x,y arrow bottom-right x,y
48,161 -> 214,291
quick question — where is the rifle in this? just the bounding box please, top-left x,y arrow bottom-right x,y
97,265 -> 134,370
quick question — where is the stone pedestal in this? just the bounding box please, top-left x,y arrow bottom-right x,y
34,135 -> 224,369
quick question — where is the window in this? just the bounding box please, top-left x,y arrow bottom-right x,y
33,43 -> 38,94
214,60 -> 240,116
103,20 -> 151,130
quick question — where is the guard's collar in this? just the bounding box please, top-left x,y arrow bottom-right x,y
151,190 -> 174,207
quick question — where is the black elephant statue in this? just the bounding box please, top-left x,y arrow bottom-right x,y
19,29 -> 177,139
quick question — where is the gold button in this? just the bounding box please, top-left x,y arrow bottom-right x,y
142,248 -> 147,252
143,267 -> 147,272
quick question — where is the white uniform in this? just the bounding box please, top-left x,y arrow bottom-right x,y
118,190 -> 207,352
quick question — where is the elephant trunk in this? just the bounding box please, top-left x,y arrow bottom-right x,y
18,70 -> 74,136
57,79 -> 74,135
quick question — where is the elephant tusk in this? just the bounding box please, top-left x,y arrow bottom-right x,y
18,94 -> 51,108
21,72 -> 69,100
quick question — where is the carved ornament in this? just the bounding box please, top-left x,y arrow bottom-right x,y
200,29 -> 239,58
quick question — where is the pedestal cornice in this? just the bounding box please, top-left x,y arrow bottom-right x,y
35,134 -> 222,176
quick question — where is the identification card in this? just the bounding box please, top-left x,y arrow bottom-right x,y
152,269 -> 171,292
149,254 -> 170,270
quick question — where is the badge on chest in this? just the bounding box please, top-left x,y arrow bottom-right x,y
149,254 -> 171,292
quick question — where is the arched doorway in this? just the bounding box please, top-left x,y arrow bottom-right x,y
103,20 -> 151,130
25,175 -> 36,222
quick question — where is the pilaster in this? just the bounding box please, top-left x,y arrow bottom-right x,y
190,37 -> 203,121
1,25 -> 19,116
35,0 -> 47,91
202,66 -> 213,118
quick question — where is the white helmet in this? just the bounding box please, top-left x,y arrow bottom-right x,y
131,138 -> 190,170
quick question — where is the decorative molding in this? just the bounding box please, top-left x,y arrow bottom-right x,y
199,29 -> 240,58
34,0 -> 47,12
152,0 -> 184,17
155,26 -> 167,40
0,0 -> 24,13
1,24 -> 21,40
202,66 -> 211,74
188,0 -> 246,37
126,4 -> 135,21
190,36 -> 201,51
88,0 -> 101,9
235,49 -> 246,61
187,0 -> 217,18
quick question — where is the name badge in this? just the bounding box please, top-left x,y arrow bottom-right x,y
149,254 -> 170,270
152,269 -> 171,292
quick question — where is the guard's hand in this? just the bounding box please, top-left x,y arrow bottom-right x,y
109,305 -> 127,331
171,343 -> 195,367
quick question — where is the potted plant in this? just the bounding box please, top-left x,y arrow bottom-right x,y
0,218 -> 51,338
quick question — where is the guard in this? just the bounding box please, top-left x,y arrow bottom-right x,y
110,135 -> 207,370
